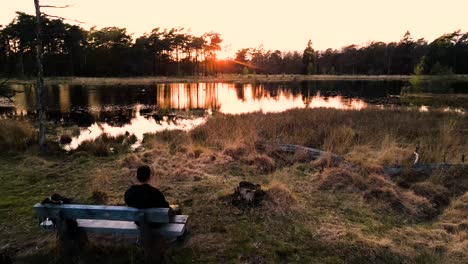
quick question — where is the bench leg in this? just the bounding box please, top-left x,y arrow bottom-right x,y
139,221 -> 169,264
56,217 -> 88,263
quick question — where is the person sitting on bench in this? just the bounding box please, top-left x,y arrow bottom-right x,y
125,165 -> 170,209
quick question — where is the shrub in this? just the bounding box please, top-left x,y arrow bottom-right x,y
75,133 -> 124,156
59,134 -> 72,145
76,139 -> 111,156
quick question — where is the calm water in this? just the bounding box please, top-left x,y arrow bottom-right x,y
1,81 -> 466,148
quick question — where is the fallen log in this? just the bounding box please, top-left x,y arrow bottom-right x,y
383,163 -> 464,178
254,141 -> 465,177
254,141 -> 343,164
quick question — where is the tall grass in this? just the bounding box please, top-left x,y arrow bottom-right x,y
0,119 -> 36,151
190,108 -> 466,164
75,133 -> 137,156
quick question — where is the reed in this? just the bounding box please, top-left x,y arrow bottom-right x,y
191,108 -> 466,164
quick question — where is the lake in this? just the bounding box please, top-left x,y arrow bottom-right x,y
1,80 -> 466,149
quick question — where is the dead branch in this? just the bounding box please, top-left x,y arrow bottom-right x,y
1,94 -> 14,103
0,77 -> 10,87
0,87 -> 25,102
255,141 -> 343,163
40,4 -> 74,9
41,13 -> 84,23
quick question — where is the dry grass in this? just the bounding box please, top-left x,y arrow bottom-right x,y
3,108 -> 468,263
75,133 -> 136,156
222,144 -> 249,160
375,137 -> 414,166
322,125 -> 356,154
424,119 -> 461,163
411,182 -> 451,210
169,167 -> 203,181
119,153 -> 141,169
311,153 -> 335,169
428,165 -> 468,196
317,168 -> 439,221
437,193 -> 468,262
143,129 -> 191,155
253,155 -> 276,174
190,114 -> 258,152
439,193 -> 468,228
318,168 -> 367,192
293,148 -> 313,163
0,119 -> 36,151
190,108 -> 466,164
264,180 -> 298,216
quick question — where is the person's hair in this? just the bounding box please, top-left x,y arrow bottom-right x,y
136,165 -> 152,183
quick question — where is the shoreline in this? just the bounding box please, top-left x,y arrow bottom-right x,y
4,74 -> 468,86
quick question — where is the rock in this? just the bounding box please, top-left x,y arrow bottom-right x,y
231,181 -> 265,208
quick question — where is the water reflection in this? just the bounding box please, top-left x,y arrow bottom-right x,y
4,82 -> 378,117
2,81 -> 465,149
66,105 -> 205,150
217,85 -> 367,113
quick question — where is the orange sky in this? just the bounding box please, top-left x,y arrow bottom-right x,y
2,0 -> 467,58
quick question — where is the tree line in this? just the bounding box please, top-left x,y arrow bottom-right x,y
0,12 -> 222,77
236,31 -> 468,75
1,12 -> 468,77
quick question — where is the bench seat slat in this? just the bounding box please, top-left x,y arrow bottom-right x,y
172,215 -> 189,224
34,203 -> 170,223
77,220 -> 138,234
76,220 -> 186,237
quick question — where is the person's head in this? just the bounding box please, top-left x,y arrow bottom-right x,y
136,165 -> 152,183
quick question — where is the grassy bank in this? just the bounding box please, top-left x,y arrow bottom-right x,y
1,108 -> 467,263
3,74 -> 468,86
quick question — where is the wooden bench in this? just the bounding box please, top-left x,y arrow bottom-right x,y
33,203 -> 188,261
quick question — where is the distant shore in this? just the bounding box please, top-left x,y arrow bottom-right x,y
4,74 -> 468,86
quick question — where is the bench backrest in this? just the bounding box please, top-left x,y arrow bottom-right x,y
34,203 -> 171,223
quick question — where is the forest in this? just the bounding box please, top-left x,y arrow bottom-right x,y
1,12 -> 468,77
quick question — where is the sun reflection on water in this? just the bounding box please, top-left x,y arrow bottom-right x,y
65,105 -> 206,150
5,81 -> 463,150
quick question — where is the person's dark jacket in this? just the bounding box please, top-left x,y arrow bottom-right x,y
124,184 -> 169,209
